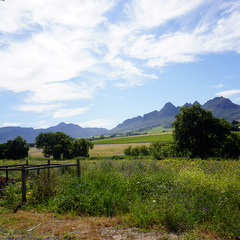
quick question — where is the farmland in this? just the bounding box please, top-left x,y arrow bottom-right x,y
0,132 -> 240,239
92,132 -> 173,144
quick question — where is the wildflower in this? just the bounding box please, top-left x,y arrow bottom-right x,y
152,200 -> 156,203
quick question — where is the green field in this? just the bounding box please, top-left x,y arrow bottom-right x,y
141,126 -> 173,134
92,132 -> 173,144
1,131 -> 240,239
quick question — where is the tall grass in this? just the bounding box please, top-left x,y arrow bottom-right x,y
1,159 -> 239,238
48,159 -> 240,238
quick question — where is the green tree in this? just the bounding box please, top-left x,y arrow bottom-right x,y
36,132 -> 94,159
36,132 -> 73,159
4,136 -> 29,159
72,138 -> 93,158
220,133 -> 240,159
172,104 -> 231,159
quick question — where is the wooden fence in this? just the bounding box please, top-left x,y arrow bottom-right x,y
0,159 -> 81,203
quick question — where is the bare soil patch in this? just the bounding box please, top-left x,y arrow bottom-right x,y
0,210 -> 174,239
0,210 -> 224,240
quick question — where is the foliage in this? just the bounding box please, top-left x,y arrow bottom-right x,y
1,159 -> 240,238
36,132 -> 73,159
172,104 -> 233,159
72,139 -> 93,158
149,142 -> 166,159
124,142 -> 174,159
231,120 -> 240,131
0,136 -> 29,160
220,133 -> 240,159
29,170 -> 62,204
124,145 -> 149,157
36,132 -> 93,159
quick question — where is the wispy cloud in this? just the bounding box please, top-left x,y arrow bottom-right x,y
53,107 -> 89,118
78,119 -> 116,128
2,122 -> 21,127
18,103 -> 61,113
1,0 -> 240,118
212,83 -> 224,88
126,0 -> 205,29
216,89 -> 240,98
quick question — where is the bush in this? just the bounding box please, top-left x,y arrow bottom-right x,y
149,142 -> 166,159
220,133 -> 240,159
124,145 -> 149,157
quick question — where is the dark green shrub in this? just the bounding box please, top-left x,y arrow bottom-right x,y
220,133 -> 240,159
124,145 -> 149,157
149,142 -> 166,159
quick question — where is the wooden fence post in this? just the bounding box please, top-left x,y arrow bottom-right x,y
47,159 -> 50,179
21,165 -> 26,203
77,159 -> 81,178
26,159 -> 29,176
6,166 -> 8,182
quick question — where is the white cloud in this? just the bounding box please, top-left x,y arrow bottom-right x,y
215,89 -> 240,98
25,81 -> 99,104
53,107 -> 89,118
18,102 -> 89,118
0,0 -> 113,102
1,0 -> 240,125
1,0 -> 240,93
1,122 -> 21,127
212,83 -> 224,88
127,0 -> 205,29
18,103 -> 61,113
78,119 -> 115,128
0,0 -> 114,33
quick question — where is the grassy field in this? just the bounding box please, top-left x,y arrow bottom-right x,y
0,158 -> 240,239
28,133 -> 173,158
143,126 -> 173,134
92,132 -> 173,144
89,143 -> 151,157
1,132 -> 240,239
27,143 -> 152,158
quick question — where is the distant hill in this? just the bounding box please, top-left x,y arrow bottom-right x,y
0,122 -> 109,144
202,97 -> 240,122
111,97 -> 240,133
1,97 -> 239,143
110,102 -> 180,133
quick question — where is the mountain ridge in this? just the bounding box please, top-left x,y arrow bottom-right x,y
0,97 -> 239,143
111,96 -> 240,133
0,122 -> 109,144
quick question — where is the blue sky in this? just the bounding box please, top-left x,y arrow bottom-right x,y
0,0 -> 240,130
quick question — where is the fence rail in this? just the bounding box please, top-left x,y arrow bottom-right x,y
0,159 -> 81,203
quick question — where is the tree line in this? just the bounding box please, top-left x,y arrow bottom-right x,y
0,136 -> 29,160
124,104 -> 240,160
0,132 -> 93,160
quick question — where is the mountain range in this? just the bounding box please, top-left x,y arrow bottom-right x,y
111,97 -> 240,133
0,97 -> 239,143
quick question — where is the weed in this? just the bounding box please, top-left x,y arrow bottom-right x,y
1,158 -> 240,238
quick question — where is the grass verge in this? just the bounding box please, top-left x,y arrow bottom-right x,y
1,158 -> 239,239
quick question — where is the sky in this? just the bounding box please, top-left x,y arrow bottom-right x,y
0,0 -> 240,130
